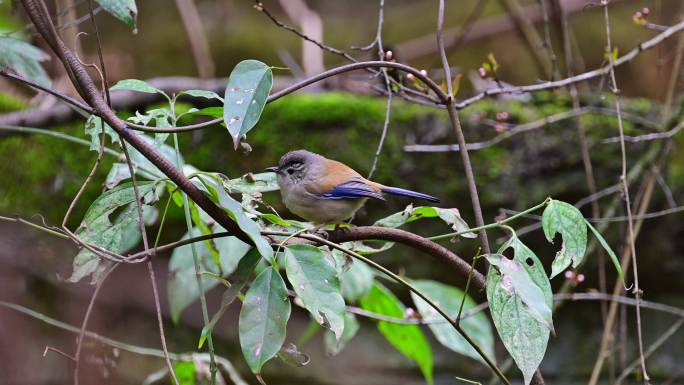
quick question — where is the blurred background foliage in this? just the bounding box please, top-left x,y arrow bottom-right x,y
2,0 -> 684,384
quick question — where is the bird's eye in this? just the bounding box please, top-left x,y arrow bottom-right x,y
287,168 -> 295,175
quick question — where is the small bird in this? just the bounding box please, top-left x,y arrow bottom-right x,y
264,150 -> 439,224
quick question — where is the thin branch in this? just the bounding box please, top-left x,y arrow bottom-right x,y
602,122 -> 684,143
601,2 -> 649,382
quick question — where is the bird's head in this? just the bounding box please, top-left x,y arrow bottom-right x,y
264,150 -> 322,186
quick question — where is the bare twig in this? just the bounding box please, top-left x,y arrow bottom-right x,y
174,0 -> 215,78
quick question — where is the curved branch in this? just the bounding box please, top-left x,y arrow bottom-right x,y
19,0 -> 254,247
128,226 -> 486,291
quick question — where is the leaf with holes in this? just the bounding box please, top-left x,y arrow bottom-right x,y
360,283 -> 433,385
0,36 -> 50,86
223,60 -> 273,149
239,267 -> 290,374
374,206 -> 476,238
95,0 -> 138,30
283,244 -> 346,340
68,182 -> 157,284
487,234 -> 552,385
542,199 -> 587,278
410,280 -> 495,364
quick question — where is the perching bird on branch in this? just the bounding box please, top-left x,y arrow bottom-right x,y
264,150 -> 439,223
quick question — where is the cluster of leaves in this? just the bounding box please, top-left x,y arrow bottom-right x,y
60,52 -> 628,385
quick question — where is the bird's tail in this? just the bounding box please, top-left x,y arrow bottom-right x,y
379,186 -> 440,203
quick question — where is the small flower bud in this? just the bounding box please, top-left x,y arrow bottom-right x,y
478,67 -> 487,78
564,270 -> 574,279
496,111 -> 509,121
641,7 -> 650,17
576,274 -> 585,283
384,50 -> 393,61
495,123 -> 507,133
406,73 -> 416,83
420,69 -> 428,77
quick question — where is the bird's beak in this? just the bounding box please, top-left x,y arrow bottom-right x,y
263,166 -> 279,173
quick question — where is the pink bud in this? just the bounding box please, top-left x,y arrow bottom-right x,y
641,7 -> 650,17
576,274 -> 585,283
564,270 -> 574,279
406,73 -> 416,82
385,50 -> 394,61
495,124 -> 507,133
405,308 -> 417,318
420,69 -> 428,77
496,111 -> 509,121
478,67 -> 487,78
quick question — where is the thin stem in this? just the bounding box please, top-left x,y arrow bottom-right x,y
429,198 -> 550,241
601,1 -> 648,382
172,133 -> 217,385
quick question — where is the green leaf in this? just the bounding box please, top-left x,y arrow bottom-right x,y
110,79 -> 162,95
332,249 -> 374,302
542,199 -> 588,278
105,163 -> 131,189
223,60 -> 273,149
486,254 -> 553,331
172,361 -> 196,385
585,219 -> 627,286
199,248 -> 261,348
188,106 -> 224,119
95,0 -> 138,30
410,280 -> 495,364
324,312 -> 359,356
239,267 -> 291,374
84,114 -> 120,151
487,234 -> 552,385
204,176 -> 273,262
283,244 -> 346,340
222,172 -> 279,195
183,89 -> 223,102
259,213 -> 291,227
68,182 -> 157,283
0,36 -> 50,86
168,226 -> 251,323
374,205 -> 476,238
360,283 -> 433,385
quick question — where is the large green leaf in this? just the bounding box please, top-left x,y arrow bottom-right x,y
486,254 -> 553,331
68,182 -> 156,283
0,36 -> 50,86
542,199 -> 588,278
410,280 -> 495,364
487,234 -> 552,385
324,312 -> 360,356
283,244 -> 346,340
167,226 -> 251,323
223,60 -> 273,149
95,0 -> 138,30
374,206 -> 476,238
239,267 -> 291,374
360,283 -> 433,385
199,247 -> 261,348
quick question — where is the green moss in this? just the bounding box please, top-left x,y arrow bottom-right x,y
1,91 -> 678,228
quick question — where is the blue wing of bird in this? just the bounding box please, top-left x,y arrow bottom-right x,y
319,179 -> 385,201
